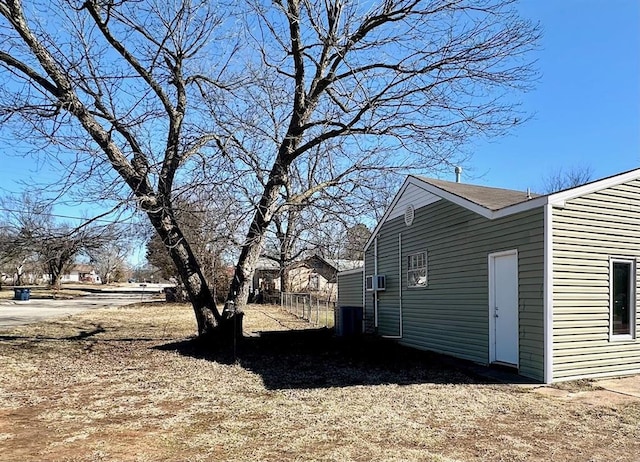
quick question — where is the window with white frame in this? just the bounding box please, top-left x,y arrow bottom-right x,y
610,258 -> 636,340
407,251 -> 427,288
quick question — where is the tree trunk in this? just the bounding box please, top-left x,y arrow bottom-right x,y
146,207 -> 221,337
228,162 -> 287,310
279,264 -> 288,294
48,261 -> 62,289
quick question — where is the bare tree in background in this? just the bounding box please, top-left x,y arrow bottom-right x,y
0,195 -> 42,285
344,224 -> 371,261
38,224 -> 114,288
0,232 -> 35,286
262,155 -> 373,292
0,194 -> 116,288
145,192 -> 242,298
543,166 -> 594,193
90,239 -> 131,284
0,0 -> 540,337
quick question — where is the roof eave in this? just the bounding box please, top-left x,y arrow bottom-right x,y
363,176 -> 547,252
548,168 -> 640,206
411,176 -> 547,219
364,168 -> 640,255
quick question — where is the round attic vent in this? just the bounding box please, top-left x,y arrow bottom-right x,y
404,204 -> 415,226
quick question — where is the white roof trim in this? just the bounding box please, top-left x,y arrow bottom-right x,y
491,195 -> 548,218
548,168 -> 640,206
364,177 -> 428,251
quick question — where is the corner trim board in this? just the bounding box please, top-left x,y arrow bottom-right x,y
543,203 -> 554,384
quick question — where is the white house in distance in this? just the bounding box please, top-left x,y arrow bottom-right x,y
60,264 -> 101,284
338,168 -> 640,384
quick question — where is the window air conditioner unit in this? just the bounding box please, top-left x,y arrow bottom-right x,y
366,274 -> 386,292
365,275 -> 374,291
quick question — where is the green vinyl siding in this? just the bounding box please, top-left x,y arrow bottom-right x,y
375,229 -> 401,336
337,271 -> 364,308
366,199 -> 545,381
552,180 -> 640,381
364,252 -> 376,333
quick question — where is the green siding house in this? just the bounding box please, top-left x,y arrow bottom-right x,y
352,169 -> 640,383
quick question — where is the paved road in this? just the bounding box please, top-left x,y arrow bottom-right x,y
0,292 -> 160,328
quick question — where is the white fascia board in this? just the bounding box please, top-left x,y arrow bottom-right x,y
548,168 -> 640,206
364,177 -> 419,251
491,195 -> 549,219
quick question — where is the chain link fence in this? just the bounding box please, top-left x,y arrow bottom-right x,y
281,292 -> 336,328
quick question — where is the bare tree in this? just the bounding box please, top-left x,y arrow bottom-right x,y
0,0 -> 540,337
89,239 -> 131,284
0,193 -> 116,287
344,224 -> 371,261
543,166 -> 594,193
265,205 -> 330,293
0,0 -> 240,335
0,229 -> 34,286
0,195 -> 43,285
145,193 -> 241,300
220,0 -> 540,309
37,224 -> 110,288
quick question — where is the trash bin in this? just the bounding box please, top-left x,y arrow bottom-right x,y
164,287 -> 188,302
164,287 -> 178,302
13,288 -> 30,301
335,306 -> 363,336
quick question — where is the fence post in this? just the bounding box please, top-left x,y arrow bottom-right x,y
303,295 -> 308,320
326,299 -> 329,327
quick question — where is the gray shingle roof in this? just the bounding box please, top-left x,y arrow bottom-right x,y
416,176 -> 541,211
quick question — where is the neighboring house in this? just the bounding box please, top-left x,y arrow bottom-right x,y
252,255 -> 363,300
288,255 -> 362,300
251,258 -> 282,294
60,264 -> 101,284
339,169 -> 640,383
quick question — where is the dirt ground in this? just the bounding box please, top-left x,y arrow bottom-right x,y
0,302 -> 639,462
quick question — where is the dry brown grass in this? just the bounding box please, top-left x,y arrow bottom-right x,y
0,302 -> 639,462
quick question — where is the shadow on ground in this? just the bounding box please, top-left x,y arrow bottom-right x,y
155,329 -> 533,390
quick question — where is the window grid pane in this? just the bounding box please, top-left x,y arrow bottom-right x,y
407,251 -> 427,287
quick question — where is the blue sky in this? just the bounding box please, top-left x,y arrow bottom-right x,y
465,0 -> 640,192
0,0 -> 638,202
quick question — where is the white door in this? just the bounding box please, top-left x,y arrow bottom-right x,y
489,251 -> 519,366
